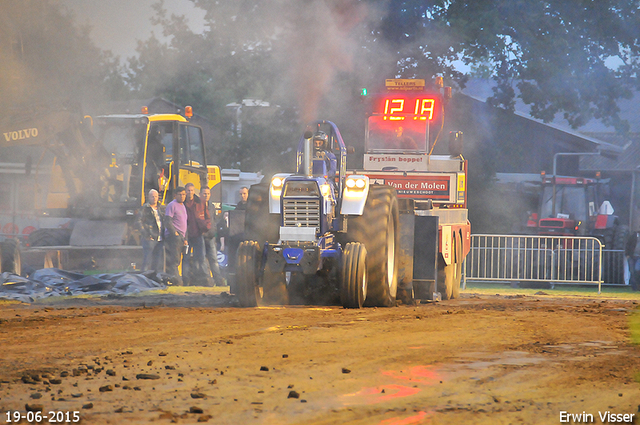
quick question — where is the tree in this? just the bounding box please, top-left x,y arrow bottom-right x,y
127,0 -> 369,172
0,0 -> 125,110
127,0 -> 640,176
370,0 -> 640,132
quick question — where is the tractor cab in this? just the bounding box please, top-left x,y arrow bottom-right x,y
270,121 -> 352,239
295,121 -> 347,192
529,174 -> 623,246
534,176 -> 598,236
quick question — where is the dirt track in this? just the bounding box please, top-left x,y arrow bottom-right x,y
0,290 -> 639,424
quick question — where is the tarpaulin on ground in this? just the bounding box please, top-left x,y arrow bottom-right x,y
0,269 -> 167,303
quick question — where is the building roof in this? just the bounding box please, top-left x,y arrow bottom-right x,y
462,79 -> 627,169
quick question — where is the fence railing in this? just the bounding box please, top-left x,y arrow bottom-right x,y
465,234 -> 612,293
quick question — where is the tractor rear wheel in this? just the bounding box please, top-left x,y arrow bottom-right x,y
245,183 -> 280,246
613,224 -> 630,251
1,239 -> 21,276
340,242 -> 367,309
236,241 -> 262,307
343,185 -> 399,307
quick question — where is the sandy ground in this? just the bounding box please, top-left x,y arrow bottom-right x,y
0,289 -> 639,424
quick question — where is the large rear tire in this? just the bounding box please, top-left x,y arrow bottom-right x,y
244,183 -> 280,246
236,241 -> 262,307
342,185 -> 399,307
1,239 -> 22,276
340,242 -> 367,309
613,224 -> 630,251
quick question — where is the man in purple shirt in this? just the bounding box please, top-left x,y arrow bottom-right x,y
164,186 -> 188,286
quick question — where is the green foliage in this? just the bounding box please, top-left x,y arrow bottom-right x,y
362,0 -> 640,132
131,0 -> 640,172
6,0 -> 640,138
443,0 -> 640,132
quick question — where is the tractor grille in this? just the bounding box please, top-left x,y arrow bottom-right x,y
283,199 -> 320,228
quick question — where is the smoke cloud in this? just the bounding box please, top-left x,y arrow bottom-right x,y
275,0 -> 368,123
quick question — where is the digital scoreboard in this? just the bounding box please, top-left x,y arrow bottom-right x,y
367,92 -> 441,152
376,95 -> 438,121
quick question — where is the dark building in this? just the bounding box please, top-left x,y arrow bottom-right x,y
439,81 -> 628,233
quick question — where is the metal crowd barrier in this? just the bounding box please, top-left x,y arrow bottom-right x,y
464,234 -> 606,293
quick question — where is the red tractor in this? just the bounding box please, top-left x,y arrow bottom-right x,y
527,173 -> 629,251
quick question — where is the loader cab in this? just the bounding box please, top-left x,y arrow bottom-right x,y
94,113 -> 208,208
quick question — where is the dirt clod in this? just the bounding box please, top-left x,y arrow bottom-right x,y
136,374 -> 160,380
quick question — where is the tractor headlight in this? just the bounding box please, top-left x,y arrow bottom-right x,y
321,184 -> 331,197
271,177 -> 284,197
346,177 -> 366,190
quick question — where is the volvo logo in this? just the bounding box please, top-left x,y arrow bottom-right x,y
3,128 -> 39,142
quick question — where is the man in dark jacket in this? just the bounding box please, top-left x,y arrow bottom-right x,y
235,187 -> 249,210
199,186 -> 225,286
137,189 -> 164,271
183,182 -> 210,285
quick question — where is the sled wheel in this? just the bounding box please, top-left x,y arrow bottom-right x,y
438,256 -> 454,300
451,234 -> 462,299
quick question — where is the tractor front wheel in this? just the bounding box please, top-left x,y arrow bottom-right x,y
340,242 -> 367,309
236,241 -> 262,307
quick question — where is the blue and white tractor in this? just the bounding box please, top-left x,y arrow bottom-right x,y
236,121 -> 399,308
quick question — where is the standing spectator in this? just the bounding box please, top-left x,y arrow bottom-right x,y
235,187 -> 249,210
138,189 -> 164,272
164,187 -> 188,286
183,182 -> 208,285
199,186 -> 226,286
